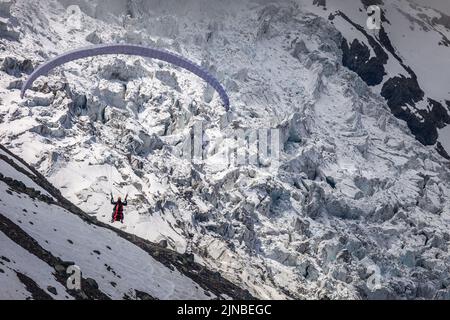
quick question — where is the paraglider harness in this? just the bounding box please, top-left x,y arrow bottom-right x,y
111,193 -> 128,223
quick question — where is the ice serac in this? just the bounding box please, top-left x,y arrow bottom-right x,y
306,0 -> 450,156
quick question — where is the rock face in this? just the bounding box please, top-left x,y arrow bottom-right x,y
1,0 -> 450,300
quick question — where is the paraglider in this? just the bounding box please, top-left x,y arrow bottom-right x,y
20,43 -> 230,110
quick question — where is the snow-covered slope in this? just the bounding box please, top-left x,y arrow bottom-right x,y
305,0 -> 450,157
0,145 -> 251,299
1,0 -> 450,300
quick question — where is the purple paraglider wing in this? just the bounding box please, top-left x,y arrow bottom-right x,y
21,44 -> 230,111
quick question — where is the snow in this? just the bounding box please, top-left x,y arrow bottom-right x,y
0,148 -> 36,177
302,0 -> 450,155
414,0 -> 450,16
439,125 -> 450,153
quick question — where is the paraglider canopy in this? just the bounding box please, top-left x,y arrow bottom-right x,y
21,44 -> 230,110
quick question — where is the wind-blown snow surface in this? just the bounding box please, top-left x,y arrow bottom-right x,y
1,0 -> 450,299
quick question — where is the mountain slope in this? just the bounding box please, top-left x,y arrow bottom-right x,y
304,0 -> 450,157
0,145 -> 252,299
